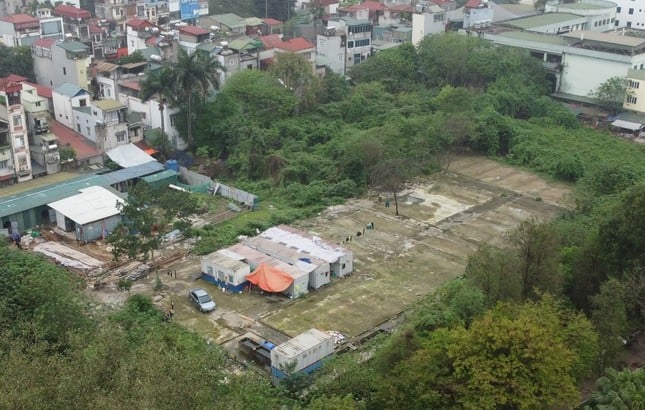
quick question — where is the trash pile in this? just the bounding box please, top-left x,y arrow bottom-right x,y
327,330 -> 346,345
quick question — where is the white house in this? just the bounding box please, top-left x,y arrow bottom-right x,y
52,83 -> 91,130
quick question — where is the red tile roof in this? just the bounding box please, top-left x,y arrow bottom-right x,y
431,0 -> 451,5
260,34 -> 314,51
126,18 -> 152,29
25,82 -> 53,99
0,13 -> 39,25
339,0 -> 385,12
387,4 -> 414,12
53,4 -> 91,19
89,22 -> 103,34
263,18 -> 282,26
0,75 -> 23,93
51,120 -> 99,160
32,37 -> 56,48
464,0 -> 482,7
4,73 -> 28,82
178,25 -> 210,36
313,0 -> 340,6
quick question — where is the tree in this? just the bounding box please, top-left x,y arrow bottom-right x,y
0,45 -> 35,81
348,43 -> 418,93
140,68 -> 173,150
115,50 -> 146,65
369,158 -> 419,216
586,368 -> 645,409
465,244 -> 522,307
589,76 -> 632,113
269,52 -> 319,113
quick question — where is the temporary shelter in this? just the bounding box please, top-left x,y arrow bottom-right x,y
201,251 -> 251,292
270,329 -> 334,380
47,186 -> 124,242
260,225 -> 353,278
246,263 -> 294,293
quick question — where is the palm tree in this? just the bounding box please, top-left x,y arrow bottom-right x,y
140,67 -> 173,151
171,49 -> 223,148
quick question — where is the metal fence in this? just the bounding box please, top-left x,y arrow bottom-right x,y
178,166 -> 259,209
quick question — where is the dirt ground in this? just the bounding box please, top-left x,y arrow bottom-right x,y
83,155 -> 572,349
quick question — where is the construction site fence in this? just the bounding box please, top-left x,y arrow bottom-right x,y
178,166 -> 259,210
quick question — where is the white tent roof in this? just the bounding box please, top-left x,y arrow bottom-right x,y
106,143 -> 155,168
611,119 -> 642,131
48,186 -> 124,225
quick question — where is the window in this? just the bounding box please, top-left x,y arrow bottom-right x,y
629,80 -> 640,89
77,124 -> 81,132
617,6 -> 621,12
629,8 -> 634,14
347,40 -> 354,48
14,135 -> 24,148
628,21 -> 632,27
86,126 -> 90,134
615,20 -> 620,26
116,131 -> 126,142
170,114 -> 177,126
626,95 -> 638,104
62,67 -> 66,75
133,128 -> 139,137
12,115 -> 21,128
35,101 -> 41,107
93,110 -> 98,116
0,160 -> 8,170
355,39 -> 370,47
80,99 -> 87,107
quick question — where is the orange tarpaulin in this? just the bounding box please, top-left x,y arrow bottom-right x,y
246,263 -> 293,293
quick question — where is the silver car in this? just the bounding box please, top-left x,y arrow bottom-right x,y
188,288 -> 216,312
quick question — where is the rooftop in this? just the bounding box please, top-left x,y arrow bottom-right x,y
0,13 -> 39,25
260,225 -> 350,263
141,169 -> 178,184
206,251 -> 250,272
628,68 -> 645,81
51,120 -> 99,160
496,30 -> 572,46
500,12 -> 585,30
93,98 -> 125,111
211,13 -> 246,29
54,83 -> 88,98
48,186 -> 124,225
101,161 -> 164,185
32,37 -> 56,48
245,17 -> 264,26
127,18 -> 153,29
263,18 -> 282,26
57,40 -> 89,53
562,30 -> 645,48
179,25 -> 210,36
53,4 -> 91,19
273,329 -> 332,359
260,34 -> 314,51
339,0 -> 385,12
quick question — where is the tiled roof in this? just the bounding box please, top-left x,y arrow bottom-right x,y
51,120 -> 100,160
32,37 -> 56,48
93,99 -> 125,111
179,25 -> 210,36
464,0 -> 482,8
89,22 -> 103,34
0,13 -> 39,25
263,18 -> 282,25
53,4 -> 91,19
118,80 -> 141,91
24,82 -> 53,99
339,0 -> 385,12
4,73 -> 28,82
387,4 -> 414,12
126,18 -> 152,29
261,35 -> 314,52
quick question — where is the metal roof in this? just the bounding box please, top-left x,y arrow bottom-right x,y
48,186 -> 124,225
57,40 -> 89,53
101,161 -> 164,185
93,99 -> 125,111
497,30 -> 571,46
54,83 -> 88,97
0,174 -> 108,218
141,169 -> 178,183
273,329 -> 332,359
502,12 -> 584,29
212,13 -> 246,29
224,243 -> 309,280
260,225 -> 350,264
205,251 -> 249,271
106,143 -> 155,168
562,30 -> 645,48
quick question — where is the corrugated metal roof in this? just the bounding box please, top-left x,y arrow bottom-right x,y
54,83 -> 88,97
225,243 -> 309,280
106,143 -> 155,168
503,13 -> 584,30
48,186 -> 124,225
0,174 -> 108,218
101,161 -> 164,185
57,40 -> 89,53
273,329 -> 332,359
141,169 -> 178,183
212,13 -> 246,29
205,251 -> 249,271
260,225 -> 350,263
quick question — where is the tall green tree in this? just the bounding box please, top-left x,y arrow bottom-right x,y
269,52 -> 319,113
586,368 -> 645,409
0,45 -> 35,81
140,67 -> 173,151
588,76 -> 632,114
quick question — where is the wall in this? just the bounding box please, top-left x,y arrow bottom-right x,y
316,34 -> 345,75
179,166 -> 258,208
560,52 -> 630,96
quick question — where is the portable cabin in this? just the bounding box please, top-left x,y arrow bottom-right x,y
224,243 -> 309,299
47,185 -> 124,242
244,236 -> 330,289
260,225 -> 353,278
270,328 -> 334,380
201,251 -> 251,292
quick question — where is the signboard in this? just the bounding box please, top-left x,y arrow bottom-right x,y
180,0 -> 199,20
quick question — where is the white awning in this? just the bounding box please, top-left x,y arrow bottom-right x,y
611,119 -> 642,131
48,186 -> 124,225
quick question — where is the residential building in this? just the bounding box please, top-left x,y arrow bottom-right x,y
0,75 -> 32,185
73,98 -> 129,153
624,68 -> 645,113
36,8 -> 65,40
95,0 -> 127,23
32,38 -> 92,90
0,13 -> 41,47
20,81 -> 60,175
260,34 -> 316,70
125,17 -> 155,55
52,83 -> 91,129
321,18 -> 371,73
338,1 -> 385,26
177,24 -> 210,54
412,3 -> 452,45
609,0 -> 644,28
53,4 -> 92,42
209,13 -> 247,35
463,0 -> 493,29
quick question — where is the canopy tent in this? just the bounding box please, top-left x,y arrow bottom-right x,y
611,119 -> 642,131
246,263 -> 293,293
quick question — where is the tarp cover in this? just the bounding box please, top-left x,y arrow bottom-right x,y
246,263 -> 293,293
106,143 -> 155,168
611,119 -> 642,131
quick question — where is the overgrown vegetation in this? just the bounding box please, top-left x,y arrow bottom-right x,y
5,33 -> 645,406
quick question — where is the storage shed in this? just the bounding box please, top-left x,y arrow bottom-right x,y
260,225 -> 353,278
224,243 -> 309,299
47,186 -> 124,242
201,251 -> 251,292
141,169 -> 179,189
244,236 -> 330,289
270,329 -> 334,380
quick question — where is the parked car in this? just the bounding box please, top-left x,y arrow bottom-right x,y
188,288 -> 216,312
